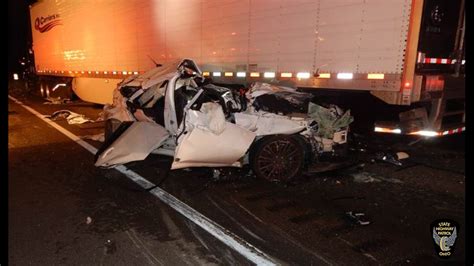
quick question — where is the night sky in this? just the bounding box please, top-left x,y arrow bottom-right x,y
8,0 -> 35,73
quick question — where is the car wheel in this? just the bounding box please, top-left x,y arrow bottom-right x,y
250,135 -> 305,182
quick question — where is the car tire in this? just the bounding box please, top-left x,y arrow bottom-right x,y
250,135 -> 306,182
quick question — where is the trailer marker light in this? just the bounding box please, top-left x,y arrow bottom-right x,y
264,72 -> 275,78
236,72 -> 246,77
104,71 -> 108,74
337,73 -> 353,79
122,71 -> 127,75
88,71 -> 91,74
68,71 -> 72,74
318,73 -> 331,78
95,71 -> 99,74
212,72 -> 221,77
367,73 -> 384,80
404,82 -> 410,88
296,72 -> 310,79
250,72 -> 260,77
134,71 -> 139,75
280,72 -> 292,78
202,72 -> 210,77
113,71 -> 117,75
13,73 -> 19,80
224,72 -> 233,77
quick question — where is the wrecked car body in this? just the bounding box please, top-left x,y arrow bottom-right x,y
95,59 -> 353,182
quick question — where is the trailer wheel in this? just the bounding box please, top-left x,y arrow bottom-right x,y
250,135 -> 305,182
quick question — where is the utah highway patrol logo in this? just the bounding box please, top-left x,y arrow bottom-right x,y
431,219 -> 459,258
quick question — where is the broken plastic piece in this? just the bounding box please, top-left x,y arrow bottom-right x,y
346,211 -> 370,226
104,239 -> 117,254
396,152 -> 409,160
212,169 -> 221,179
46,109 -> 93,124
374,152 -> 403,166
43,97 -> 71,105
81,133 -> 105,142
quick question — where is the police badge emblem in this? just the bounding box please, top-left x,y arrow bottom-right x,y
431,219 -> 459,258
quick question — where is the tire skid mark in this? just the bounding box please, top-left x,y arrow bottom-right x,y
206,194 -> 266,243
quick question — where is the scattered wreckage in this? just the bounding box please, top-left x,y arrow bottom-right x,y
94,59 -> 354,182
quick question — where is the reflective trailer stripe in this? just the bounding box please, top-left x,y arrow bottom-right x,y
374,127 -> 401,134
422,58 -> 465,65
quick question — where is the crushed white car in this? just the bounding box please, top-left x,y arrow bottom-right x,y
95,59 -> 353,182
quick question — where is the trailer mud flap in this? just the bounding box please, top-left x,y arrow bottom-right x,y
171,122 -> 256,169
95,122 -> 169,167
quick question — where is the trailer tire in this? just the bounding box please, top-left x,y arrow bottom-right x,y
250,135 -> 305,182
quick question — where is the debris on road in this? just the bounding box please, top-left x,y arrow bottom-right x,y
46,110 -> 93,125
352,172 -> 382,183
212,169 -> 221,180
43,97 -> 71,105
396,152 -> 409,160
352,172 -> 403,184
81,133 -> 105,142
345,211 -> 371,226
104,239 -> 117,255
374,151 -> 408,166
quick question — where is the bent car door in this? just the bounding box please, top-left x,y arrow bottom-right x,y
95,121 -> 169,167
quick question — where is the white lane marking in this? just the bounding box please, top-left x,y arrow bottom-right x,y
9,95 -> 278,266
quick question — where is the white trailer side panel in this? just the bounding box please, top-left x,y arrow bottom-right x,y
31,0 -> 412,89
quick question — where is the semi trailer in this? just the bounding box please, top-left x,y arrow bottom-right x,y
29,0 -> 465,136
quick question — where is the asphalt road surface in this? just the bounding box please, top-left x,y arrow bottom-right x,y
8,88 -> 465,265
